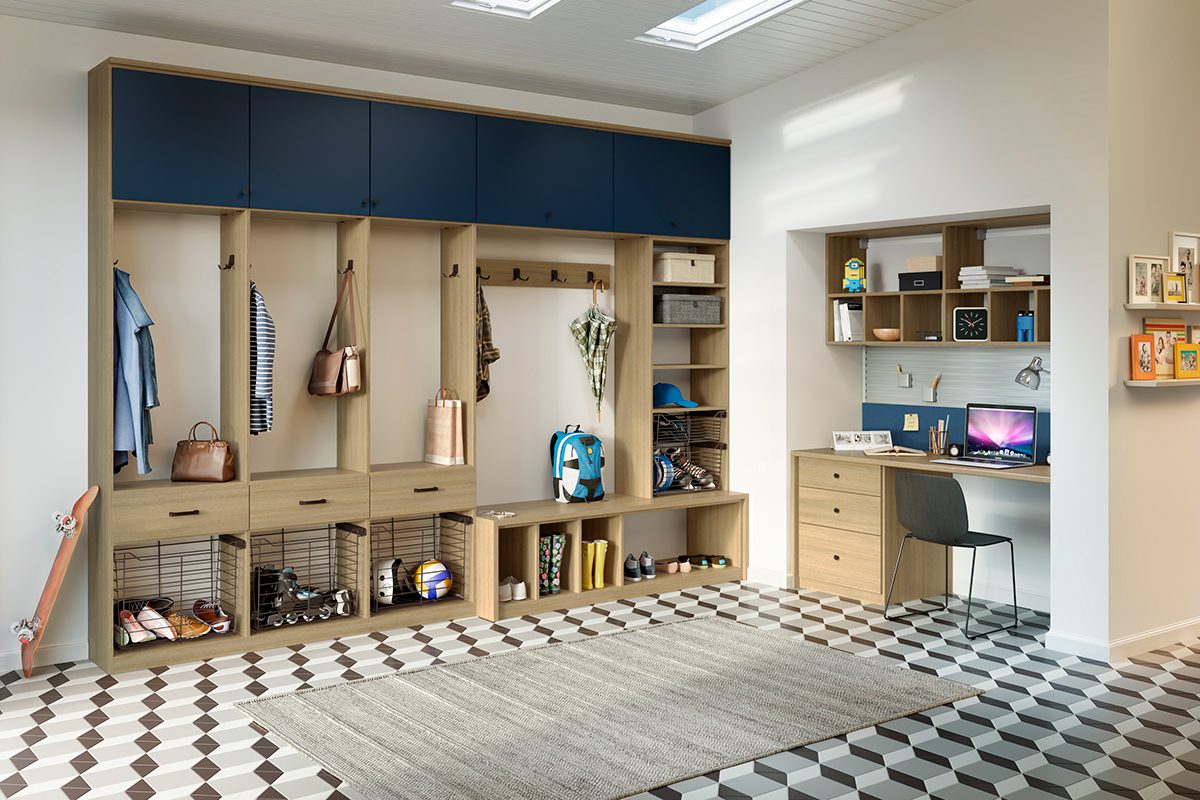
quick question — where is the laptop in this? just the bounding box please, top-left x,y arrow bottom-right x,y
930,403 -> 1037,470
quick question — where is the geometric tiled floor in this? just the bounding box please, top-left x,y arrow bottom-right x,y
2,582 -> 1198,799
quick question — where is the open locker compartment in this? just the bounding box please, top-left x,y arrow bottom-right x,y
370,512 -> 472,612
250,522 -> 362,630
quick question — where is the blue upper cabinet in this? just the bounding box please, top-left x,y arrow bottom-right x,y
250,87 -> 370,215
371,103 -> 476,222
112,69 -> 249,207
477,117 -> 613,232
614,134 -> 731,240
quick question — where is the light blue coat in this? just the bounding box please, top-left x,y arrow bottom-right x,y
113,269 -> 159,474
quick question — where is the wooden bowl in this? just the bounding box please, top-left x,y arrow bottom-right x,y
872,328 -> 901,342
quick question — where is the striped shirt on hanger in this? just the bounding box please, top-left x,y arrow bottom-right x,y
250,281 -> 276,434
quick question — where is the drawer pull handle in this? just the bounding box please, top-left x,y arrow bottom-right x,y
833,554 -> 841,561
299,499 -> 328,506
168,509 -> 200,518
833,507 -> 841,514
413,487 -> 440,494
833,472 -> 840,479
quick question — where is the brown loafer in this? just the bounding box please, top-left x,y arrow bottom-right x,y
192,600 -> 232,634
167,612 -> 211,639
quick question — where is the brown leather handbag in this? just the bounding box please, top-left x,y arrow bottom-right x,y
171,422 -> 235,482
308,269 -> 363,396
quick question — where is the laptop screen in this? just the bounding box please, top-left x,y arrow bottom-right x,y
965,404 -> 1036,463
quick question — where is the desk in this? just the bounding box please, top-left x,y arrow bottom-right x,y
790,448 -> 1050,604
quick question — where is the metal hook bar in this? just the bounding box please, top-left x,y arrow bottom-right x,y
339,259 -> 354,274
443,263 -> 460,279
217,254 -> 235,271
477,266 -> 491,281
512,268 -> 529,282
550,269 -> 567,284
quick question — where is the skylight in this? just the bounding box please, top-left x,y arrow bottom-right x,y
449,0 -> 563,20
637,0 -> 808,51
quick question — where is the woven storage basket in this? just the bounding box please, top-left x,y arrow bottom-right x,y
655,293 -> 722,324
653,253 -> 716,284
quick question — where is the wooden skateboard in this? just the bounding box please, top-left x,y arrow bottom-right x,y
11,486 -> 100,678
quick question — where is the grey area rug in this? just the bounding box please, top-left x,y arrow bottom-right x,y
239,617 -> 979,800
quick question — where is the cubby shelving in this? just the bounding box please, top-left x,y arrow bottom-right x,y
87,59 -> 746,674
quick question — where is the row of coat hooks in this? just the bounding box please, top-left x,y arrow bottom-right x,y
443,258 -> 611,291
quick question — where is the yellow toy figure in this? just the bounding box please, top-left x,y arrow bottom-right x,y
843,257 -> 866,292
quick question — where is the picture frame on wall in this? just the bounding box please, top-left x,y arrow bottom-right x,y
1169,232 -> 1200,303
1144,317 -> 1187,377
1130,334 -> 1157,381
1165,272 -> 1187,303
1129,255 -> 1168,305
1176,342 -> 1200,379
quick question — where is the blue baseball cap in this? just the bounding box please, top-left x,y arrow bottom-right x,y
653,382 -> 698,408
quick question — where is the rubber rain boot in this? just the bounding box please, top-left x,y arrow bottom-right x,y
582,540 -> 596,590
593,539 -> 608,590
550,533 -> 565,594
538,534 -> 551,596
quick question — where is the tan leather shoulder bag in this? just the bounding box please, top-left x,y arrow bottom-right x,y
171,421 -> 235,482
308,269 -> 362,396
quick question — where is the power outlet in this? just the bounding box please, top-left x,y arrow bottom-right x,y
903,413 -> 919,432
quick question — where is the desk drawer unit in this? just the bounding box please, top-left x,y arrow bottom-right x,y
794,458 -> 880,496
112,483 -> 249,543
796,523 -> 881,595
371,465 -> 475,517
795,486 -> 881,535
250,473 -> 369,529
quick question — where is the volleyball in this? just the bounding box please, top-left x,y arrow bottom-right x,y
413,559 -> 453,600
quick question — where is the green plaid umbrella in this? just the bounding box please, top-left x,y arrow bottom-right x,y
569,303 -> 617,421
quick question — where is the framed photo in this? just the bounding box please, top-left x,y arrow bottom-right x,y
1165,272 -> 1187,303
1128,255 -> 1168,304
1190,325 -> 1200,344
1176,342 -> 1200,379
1130,334 -> 1157,381
1169,232 -> 1200,303
832,430 -> 893,451
1144,317 -> 1187,377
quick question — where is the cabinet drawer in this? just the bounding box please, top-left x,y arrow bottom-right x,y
113,482 -> 248,543
250,473 -> 369,529
795,457 -> 880,496
371,465 -> 475,517
797,523 -> 881,595
796,486 -> 881,534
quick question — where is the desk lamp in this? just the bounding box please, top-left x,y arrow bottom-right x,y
1014,356 -> 1048,390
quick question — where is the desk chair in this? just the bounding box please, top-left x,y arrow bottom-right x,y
884,471 -> 1019,640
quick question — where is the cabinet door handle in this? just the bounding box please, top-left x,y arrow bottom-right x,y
833,507 -> 841,514
413,487 -> 440,494
168,509 -> 200,518
833,472 -> 840,479
833,554 -> 841,561
299,499 -> 328,506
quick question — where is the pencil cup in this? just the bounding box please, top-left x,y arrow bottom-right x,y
928,429 -> 947,455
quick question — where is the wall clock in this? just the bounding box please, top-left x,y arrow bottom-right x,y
953,306 -> 989,342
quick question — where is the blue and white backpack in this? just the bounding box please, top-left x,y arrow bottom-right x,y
551,425 -> 605,503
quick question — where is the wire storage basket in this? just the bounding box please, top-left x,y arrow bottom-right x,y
370,513 -> 471,611
112,535 -> 242,649
250,523 -> 362,631
653,411 -> 726,495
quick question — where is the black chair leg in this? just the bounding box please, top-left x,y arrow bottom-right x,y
964,547 -> 977,639
962,541 -> 1021,641
884,535 -> 949,623
1009,539 -> 1019,630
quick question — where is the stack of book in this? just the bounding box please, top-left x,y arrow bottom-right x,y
831,299 -> 864,342
959,265 -> 1023,289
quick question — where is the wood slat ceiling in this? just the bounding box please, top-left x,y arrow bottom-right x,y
0,0 -> 971,113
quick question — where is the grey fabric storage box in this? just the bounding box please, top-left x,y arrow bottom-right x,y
655,294 -> 723,324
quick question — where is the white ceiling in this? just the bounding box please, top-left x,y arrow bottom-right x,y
0,0 -> 971,114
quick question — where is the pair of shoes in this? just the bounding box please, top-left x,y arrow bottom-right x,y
665,448 -> 717,490
654,558 -> 679,574
539,532 -> 565,595
193,600 -> 232,634
499,576 -> 528,602
122,606 -> 211,641
624,551 -> 657,582
677,555 -> 693,573
582,539 -> 610,590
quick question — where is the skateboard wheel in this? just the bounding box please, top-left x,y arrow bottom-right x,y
12,625 -> 34,643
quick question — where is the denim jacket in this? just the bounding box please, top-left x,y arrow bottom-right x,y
113,268 -> 159,474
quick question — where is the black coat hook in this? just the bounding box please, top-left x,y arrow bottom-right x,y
512,268 -> 530,282
550,269 -> 567,283
218,254 -> 235,271
443,263 -> 460,279
586,270 -> 595,284
477,266 -> 491,281
339,259 -> 354,274
113,259 -> 119,267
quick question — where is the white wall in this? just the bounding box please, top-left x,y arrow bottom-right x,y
0,15 -> 691,675
695,0 -> 1112,655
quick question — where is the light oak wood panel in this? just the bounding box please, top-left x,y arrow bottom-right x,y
497,524 -> 539,602
477,491 -> 748,526
796,523 -> 881,595
112,482 -> 249,544
474,516 -> 499,622
337,218 -> 371,473
369,463 -> 475,518
795,486 -> 881,535
1036,287 -> 1052,342
219,210 -> 251,483
793,449 -> 1050,485
249,470 -> 369,529
614,237 -> 653,497
491,566 -> 732,621
440,225 -> 476,466
687,498 -> 748,580
794,457 -> 880,497
87,62 -> 116,674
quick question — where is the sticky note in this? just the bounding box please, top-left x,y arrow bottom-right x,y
903,414 -> 919,432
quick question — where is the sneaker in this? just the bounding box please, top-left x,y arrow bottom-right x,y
666,448 -> 716,489
639,551 -> 656,580
511,579 -> 528,602
678,555 -> 692,573
624,553 -> 642,582
692,555 -> 711,570
192,600 -> 232,634
137,606 -> 177,640
166,612 -> 211,639
654,558 -> 679,574
499,576 -> 515,602
118,609 -> 155,644
709,555 -> 729,569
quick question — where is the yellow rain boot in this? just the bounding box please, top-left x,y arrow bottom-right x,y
582,541 -> 596,591
593,539 -> 608,590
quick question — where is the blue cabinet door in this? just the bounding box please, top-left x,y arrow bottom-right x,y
250,87 -> 370,215
477,117 -> 613,232
371,103 -> 476,221
614,134 -> 730,239
112,69 -> 249,207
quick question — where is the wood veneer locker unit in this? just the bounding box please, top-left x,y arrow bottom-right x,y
614,236 -> 654,498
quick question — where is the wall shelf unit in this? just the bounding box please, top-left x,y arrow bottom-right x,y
87,59 -> 743,674
826,212 -> 1051,347
1124,303 -> 1200,311
1124,379 -> 1200,388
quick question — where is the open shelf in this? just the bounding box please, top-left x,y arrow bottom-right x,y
1125,302 -> 1200,311
652,281 -> 727,289
652,363 -> 725,370
653,322 -> 726,329
1124,378 -> 1200,387
652,404 -> 726,413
